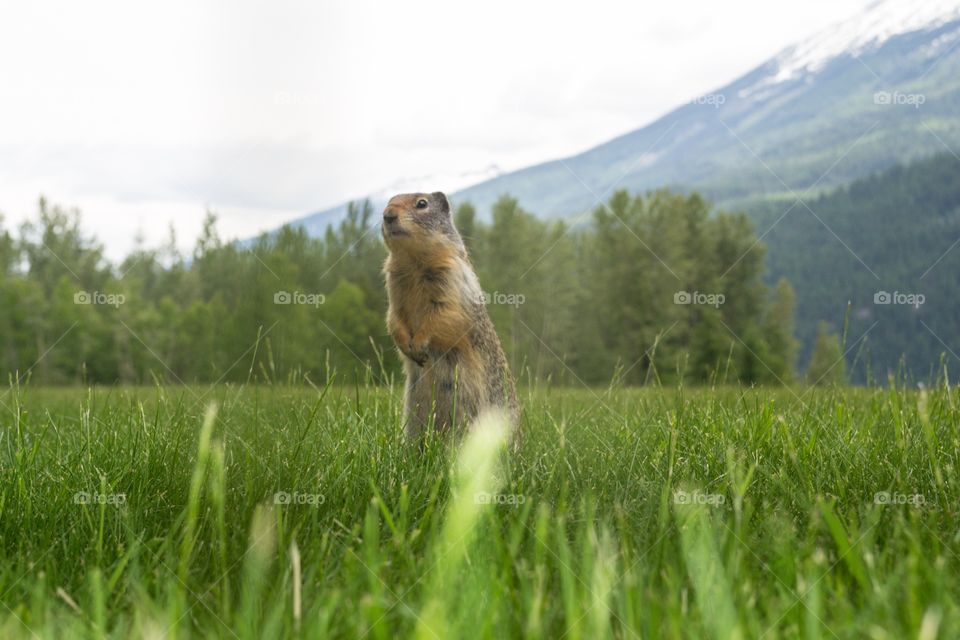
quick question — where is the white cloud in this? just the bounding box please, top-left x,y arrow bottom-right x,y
0,0 -> 870,260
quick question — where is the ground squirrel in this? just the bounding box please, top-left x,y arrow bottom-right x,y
381,192 -> 519,437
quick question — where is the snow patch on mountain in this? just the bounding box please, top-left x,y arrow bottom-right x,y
740,0 -> 960,99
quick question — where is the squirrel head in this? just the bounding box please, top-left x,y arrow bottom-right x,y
382,192 -> 464,255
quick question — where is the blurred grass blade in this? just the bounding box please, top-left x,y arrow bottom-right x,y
416,409 -> 510,639
676,498 -> 743,640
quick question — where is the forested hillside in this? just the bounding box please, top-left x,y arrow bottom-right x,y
752,152 -> 960,382
0,192 -> 800,386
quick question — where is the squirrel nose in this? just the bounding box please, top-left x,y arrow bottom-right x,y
383,209 -> 399,223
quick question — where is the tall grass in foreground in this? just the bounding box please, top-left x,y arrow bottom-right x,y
1,381 -> 960,638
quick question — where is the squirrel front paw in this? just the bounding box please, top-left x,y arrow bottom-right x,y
390,324 -> 411,347
407,336 -> 430,366
390,325 -> 417,361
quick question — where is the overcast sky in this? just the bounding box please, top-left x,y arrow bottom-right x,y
0,0 -> 871,260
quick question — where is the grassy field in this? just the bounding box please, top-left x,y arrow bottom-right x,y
2,381 -> 959,639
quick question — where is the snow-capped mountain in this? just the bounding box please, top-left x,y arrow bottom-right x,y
758,0 -> 960,87
263,0 -> 960,237
451,0 -> 960,218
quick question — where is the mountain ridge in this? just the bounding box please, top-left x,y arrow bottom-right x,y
264,0 -> 960,237
451,0 -> 960,218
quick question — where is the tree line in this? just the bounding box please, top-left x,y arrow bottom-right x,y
0,190 -> 843,387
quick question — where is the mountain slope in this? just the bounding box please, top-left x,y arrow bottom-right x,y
277,0 -> 960,234
450,0 -> 960,218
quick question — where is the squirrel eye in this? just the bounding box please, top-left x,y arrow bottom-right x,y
415,198 -> 428,209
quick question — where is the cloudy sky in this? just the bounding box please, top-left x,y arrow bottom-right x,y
0,0 -> 870,260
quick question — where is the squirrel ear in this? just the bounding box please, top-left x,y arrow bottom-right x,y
431,192 -> 449,212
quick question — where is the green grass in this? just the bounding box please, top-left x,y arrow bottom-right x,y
2,381 -> 959,638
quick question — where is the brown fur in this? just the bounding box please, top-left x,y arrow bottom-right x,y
382,192 -> 519,437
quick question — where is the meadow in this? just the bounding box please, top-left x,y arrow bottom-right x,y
2,380 -> 959,639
